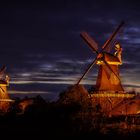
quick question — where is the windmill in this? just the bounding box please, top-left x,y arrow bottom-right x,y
0,65 -> 12,112
77,21 -> 134,114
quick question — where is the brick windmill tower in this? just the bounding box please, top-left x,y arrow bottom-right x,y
77,22 -> 134,114
0,66 -> 11,112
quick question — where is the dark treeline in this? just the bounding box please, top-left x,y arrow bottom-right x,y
0,85 -> 140,139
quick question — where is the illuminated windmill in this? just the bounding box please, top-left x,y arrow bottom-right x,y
77,22 -> 134,114
0,66 -> 11,112
77,22 -> 124,92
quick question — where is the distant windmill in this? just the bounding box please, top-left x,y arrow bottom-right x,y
77,21 -> 125,93
0,65 -> 12,112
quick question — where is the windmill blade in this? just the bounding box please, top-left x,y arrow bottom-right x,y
80,32 -> 98,54
104,39 -> 116,53
0,87 -> 5,93
77,57 -> 97,85
103,60 -> 121,83
0,65 -> 6,74
102,21 -> 125,52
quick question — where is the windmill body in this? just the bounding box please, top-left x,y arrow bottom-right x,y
95,52 -> 124,92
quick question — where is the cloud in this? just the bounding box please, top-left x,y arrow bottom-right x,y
9,90 -> 50,94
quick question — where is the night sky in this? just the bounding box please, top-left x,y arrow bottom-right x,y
1,0 -> 140,101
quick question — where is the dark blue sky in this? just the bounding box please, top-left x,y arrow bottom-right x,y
1,0 -> 140,101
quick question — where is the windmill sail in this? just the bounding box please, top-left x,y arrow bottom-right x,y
80,32 -> 98,53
